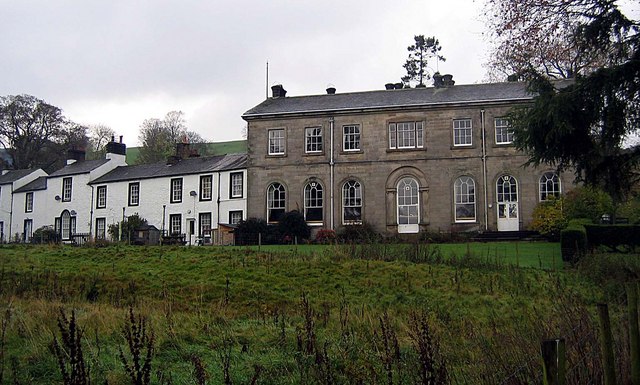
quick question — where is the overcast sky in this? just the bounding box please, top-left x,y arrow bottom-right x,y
0,1 -> 530,145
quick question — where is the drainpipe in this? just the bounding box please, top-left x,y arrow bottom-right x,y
329,117 -> 335,230
89,185 -> 94,239
217,173 -> 221,243
481,109 -> 489,231
8,183 -> 13,242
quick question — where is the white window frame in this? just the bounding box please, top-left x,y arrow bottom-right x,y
199,212 -> 212,237
229,210 -> 243,225
304,181 -> 323,223
268,129 -> 286,155
170,178 -> 183,203
267,183 -> 286,223
230,172 -> 243,198
453,119 -> 473,146
62,177 -> 72,202
128,182 -> 140,206
305,127 -> 323,153
169,214 -> 182,235
454,176 -> 476,222
389,122 -> 424,149
25,192 -> 33,213
200,175 -> 213,201
342,180 -> 362,225
96,185 -> 107,209
397,177 -> 420,233
495,117 -> 514,144
95,217 -> 106,240
539,172 -> 562,201
343,125 -> 361,152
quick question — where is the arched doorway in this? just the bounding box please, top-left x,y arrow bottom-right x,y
496,175 -> 519,231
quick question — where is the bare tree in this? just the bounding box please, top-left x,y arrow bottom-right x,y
88,124 -> 115,152
482,0 -> 610,81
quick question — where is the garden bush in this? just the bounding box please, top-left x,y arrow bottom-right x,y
336,222 -> 380,243
584,224 -> 640,252
32,226 -> 60,244
276,210 -> 310,242
560,221 -> 588,263
530,197 -> 567,240
563,187 -> 613,223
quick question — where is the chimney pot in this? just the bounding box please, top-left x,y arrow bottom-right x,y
385,83 -> 395,90
433,73 -> 444,88
442,74 -> 455,87
326,87 -> 336,95
394,82 -> 403,89
119,135 -> 123,143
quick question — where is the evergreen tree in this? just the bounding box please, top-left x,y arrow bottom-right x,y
401,35 -> 445,87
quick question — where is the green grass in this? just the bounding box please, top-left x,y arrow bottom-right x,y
231,241 -> 562,269
0,243 -> 630,384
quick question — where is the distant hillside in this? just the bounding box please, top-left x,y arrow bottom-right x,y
125,140 -> 247,164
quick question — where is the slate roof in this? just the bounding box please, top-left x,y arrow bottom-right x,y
13,176 -> 47,193
90,153 -> 247,184
0,169 -> 38,185
243,82 -> 539,119
48,159 -> 110,178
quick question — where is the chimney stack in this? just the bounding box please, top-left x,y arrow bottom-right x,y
66,148 -> 86,165
442,74 -> 455,87
271,84 -> 287,98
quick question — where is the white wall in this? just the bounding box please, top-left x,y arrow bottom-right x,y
96,169 -> 246,244
1,169 -> 47,242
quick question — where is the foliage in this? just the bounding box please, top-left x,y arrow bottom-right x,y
0,94 -> 89,172
234,217 -> 279,245
401,35 -> 445,87
560,222 -> 588,262
336,222 -> 381,243
119,307 -> 154,385
32,226 -> 61,244
482,0 -> 610,80
563,187 -> 613,223
585,224 -> 640,252
314,228 -> 336,244
137,111 -> 207,164
108,213 -> 148,242
276,210 -> 310,242
0,244 -> 632,384
86,124 -> 115,160
530,197 -> 567,240
510,4 -> 640,205
52,309 -> 89,385
617,194 -> 640,224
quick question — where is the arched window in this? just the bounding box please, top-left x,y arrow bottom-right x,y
267,183 -> 286,223
540,172 -> 561,201
397,177 -> 419,233
454,176 -> 476,222
304,181 -> 323,222
342,180 -> 362,224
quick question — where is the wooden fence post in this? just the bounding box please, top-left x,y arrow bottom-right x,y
628,283 -> 640,385
542,338 -> 566,385
598,303 -> 617,385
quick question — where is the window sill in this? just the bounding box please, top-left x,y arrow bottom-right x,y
386,148 -> 426,153
307,222 -> 324,227
492,142 -> 515,148
341,150 -> 363,155
450,144 -> 476,150
303,152 -> 325,157
266,154 -> 287,158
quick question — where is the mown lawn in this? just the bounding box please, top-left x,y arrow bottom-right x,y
0,243 -> 629,384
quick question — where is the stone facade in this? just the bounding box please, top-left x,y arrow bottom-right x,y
243,83 -> 571,236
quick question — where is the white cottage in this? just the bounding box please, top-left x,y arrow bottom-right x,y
88,152 -> 247,245
0,168 -> 47,242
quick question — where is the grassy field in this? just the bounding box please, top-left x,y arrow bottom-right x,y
0,243 -> 632,384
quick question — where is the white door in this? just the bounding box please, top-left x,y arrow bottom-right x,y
187,219 -> 196,245
497,175 -> 519,231
397,177 -> 420,233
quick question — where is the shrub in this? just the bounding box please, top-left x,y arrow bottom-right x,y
564,187 -> 613,223
336,222 -> 380,243
32,226 -> 60,244
560,223 -> 587,263
235,217 -> 269,245
584,224 -> 640,252
277,210 -> 310,242
315,229 -> 336,244
108,213 -> 148,242
530,197 -> 567,240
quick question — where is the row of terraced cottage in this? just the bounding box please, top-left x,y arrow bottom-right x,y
0,76 -> 572,245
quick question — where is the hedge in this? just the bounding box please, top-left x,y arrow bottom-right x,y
585,224 -> 640,252
560,224 -> 588,263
